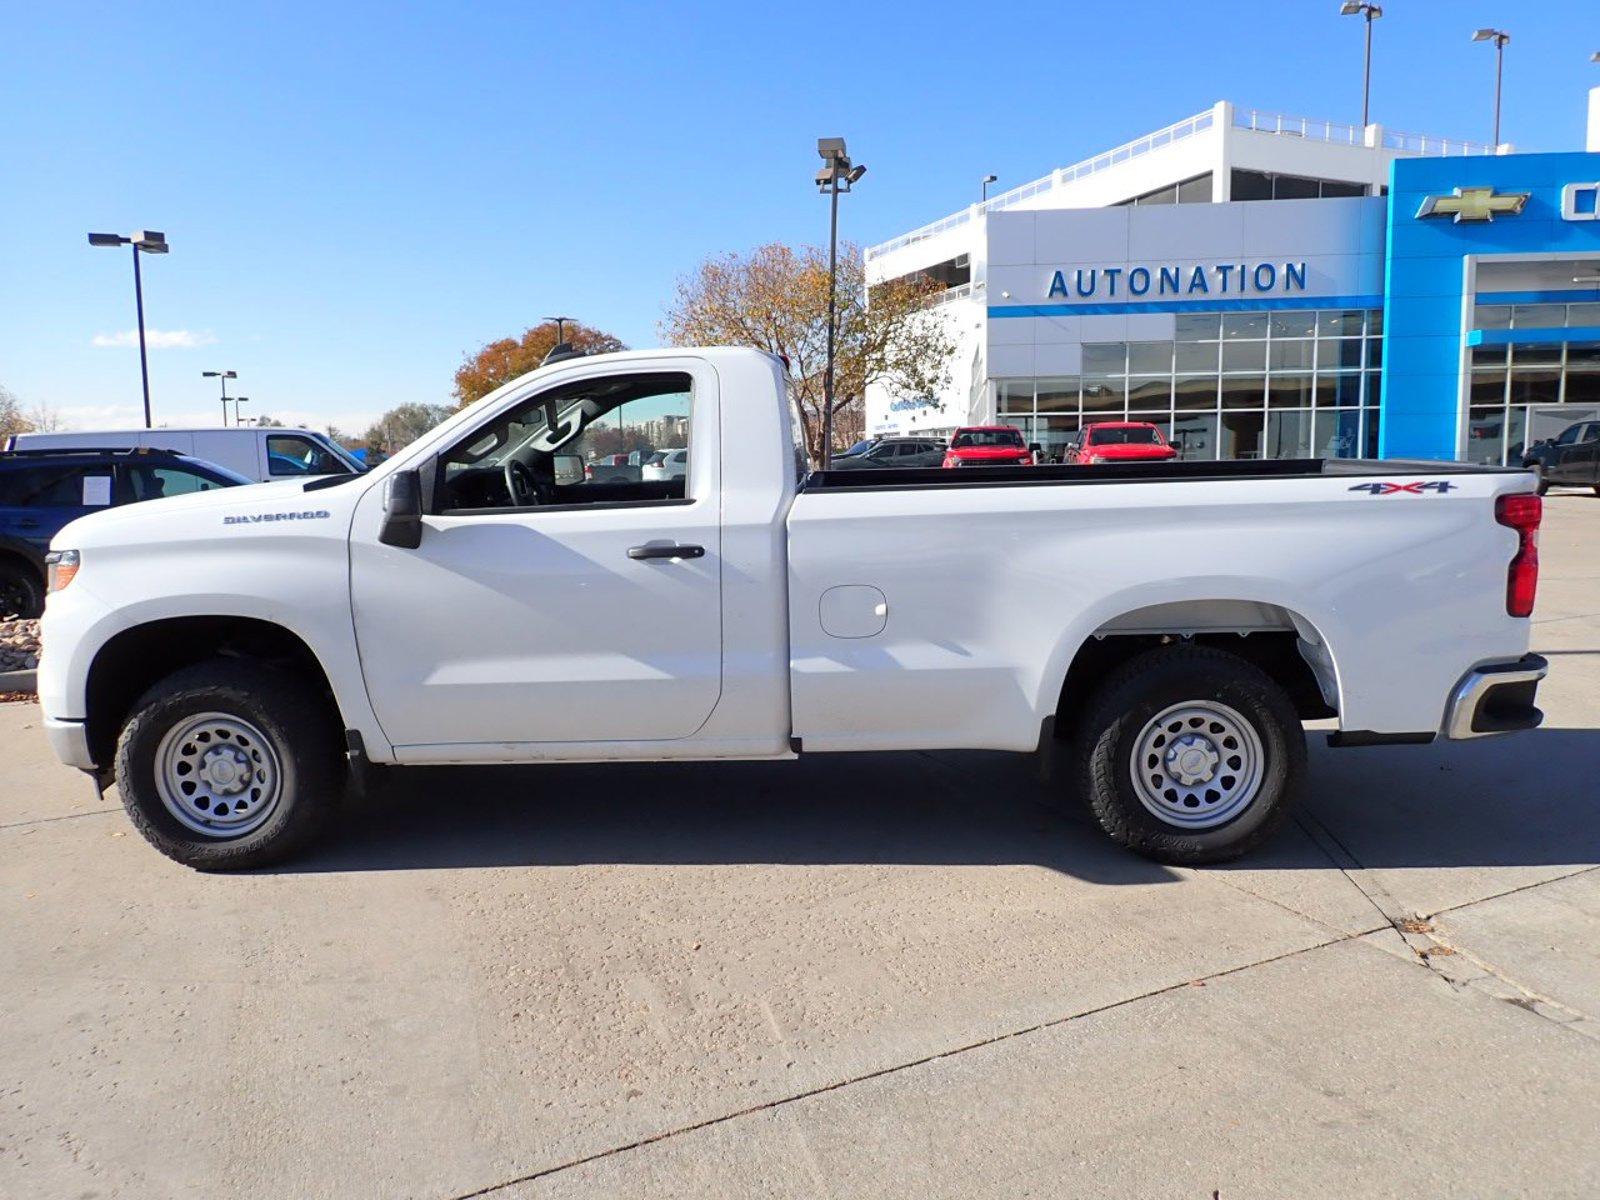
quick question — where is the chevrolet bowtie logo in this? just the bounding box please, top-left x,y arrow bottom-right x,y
1415,186 -> 1531,222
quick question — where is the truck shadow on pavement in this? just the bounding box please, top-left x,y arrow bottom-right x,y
272,727 -> 1600,881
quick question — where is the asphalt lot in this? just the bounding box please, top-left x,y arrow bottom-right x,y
3,495 -> 1598,1199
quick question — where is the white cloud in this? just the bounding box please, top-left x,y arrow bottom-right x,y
91,329 -> 218,350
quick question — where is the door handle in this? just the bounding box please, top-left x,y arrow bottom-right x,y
628,543 -> 705,561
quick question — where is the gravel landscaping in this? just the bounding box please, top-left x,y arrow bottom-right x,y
1,618 -> 41,672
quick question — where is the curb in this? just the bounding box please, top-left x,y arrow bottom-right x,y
0,669 -> 37,695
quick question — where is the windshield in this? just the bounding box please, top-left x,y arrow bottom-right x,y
840,439 -> 876,457
314,433 -> 367,472
1089,426 -> 1161,445
951,429 -> 1024,449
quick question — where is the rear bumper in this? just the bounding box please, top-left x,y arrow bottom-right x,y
43,716 -> 98,770
1443,654 -> 1548,740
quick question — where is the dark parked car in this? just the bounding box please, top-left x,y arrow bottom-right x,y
0,447 -> 248,617
1522,420 -> 1600,496
827,436 -> 948,470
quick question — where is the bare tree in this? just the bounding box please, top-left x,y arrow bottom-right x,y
661,242 -> 955,459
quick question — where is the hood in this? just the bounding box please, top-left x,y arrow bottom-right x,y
50,477 -> 363,551
1084,443 -> 1177,461
948,444 -> 1031,460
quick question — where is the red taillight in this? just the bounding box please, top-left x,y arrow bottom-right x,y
1495,492 -> 1541,617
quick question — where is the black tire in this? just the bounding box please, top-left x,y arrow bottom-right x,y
0,560 -> 44,619
1528,463 -> 1549,496
1070,644 -> 1305,865
115,660 -> 341,870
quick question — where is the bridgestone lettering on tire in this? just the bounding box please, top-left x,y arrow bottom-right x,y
1070,644 -> 1305,865
115,660 -> 340,870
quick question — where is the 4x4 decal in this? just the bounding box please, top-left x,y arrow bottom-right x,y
1348,481 -> 1455,496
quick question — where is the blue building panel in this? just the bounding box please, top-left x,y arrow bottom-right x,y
1381,152 -> 1600,460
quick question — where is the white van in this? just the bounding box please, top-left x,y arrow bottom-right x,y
3,427 -> 365,483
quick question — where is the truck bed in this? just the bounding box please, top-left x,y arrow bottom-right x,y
806,457 -> 1523,492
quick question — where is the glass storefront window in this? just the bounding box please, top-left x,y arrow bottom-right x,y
1127,341 -> 1173,374
1315,371 -> 1363,408
1220,411 -> 1264,459
1471,345 -> 1507,368
1508,369 -> 1561,405
997,379 -> 1034,414
1223,313 -> 1268,340
1174,374 -> 1218,409
1036,378 -> 1080,411
1511,342 -> 1561,366
1268,339 -> 1313,371
1313,409 -> 1361,458
1569,305 -> 1600,327
1270,311 -> 1318,338
1171,413 -> 1217,460
1319,338 -> 1364,370
1266,410 -> 1313,458
1219,375 -> 1266,409
1267,374 -> 1314,407
1175,342 -> 1220,372
1221,340 -> 1267,372
1365,371 -> 1381,409
1127,377 -> 1171,408
1081,379 -> 1124,412
1175,314 -> 1221,341
1317,310 -> 1364,337
1470,371 -> 1507,406
1473,305 -> 1512,330
1466,406 -> 1506,465
1362,409 -> 1380,457
1082,343 -> 1127,373
1512,304 -> 1567,329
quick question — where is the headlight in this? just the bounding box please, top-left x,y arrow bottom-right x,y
46,550 -> 80,593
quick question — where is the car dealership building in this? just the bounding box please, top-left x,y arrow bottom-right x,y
864,98 -> 1600,464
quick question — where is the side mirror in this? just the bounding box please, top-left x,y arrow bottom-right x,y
379,469 -> 423,549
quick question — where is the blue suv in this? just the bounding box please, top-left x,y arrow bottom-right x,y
0,448 -> 248,618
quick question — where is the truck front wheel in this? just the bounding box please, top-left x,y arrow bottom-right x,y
1071,645 -> 1305,865
115,660 -> 341,870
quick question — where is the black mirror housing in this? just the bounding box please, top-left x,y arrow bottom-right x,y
379,470 -> 424,549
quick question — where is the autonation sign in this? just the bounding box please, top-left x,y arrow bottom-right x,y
1047,260 -> 1308,300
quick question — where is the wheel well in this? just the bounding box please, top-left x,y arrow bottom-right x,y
85,617 -> 342,766
0,546 -> 43,582
1053,630 -> 1336,742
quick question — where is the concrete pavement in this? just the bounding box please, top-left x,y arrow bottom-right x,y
2,496 -> 1597,1199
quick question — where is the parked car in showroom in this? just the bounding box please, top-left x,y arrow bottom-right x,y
828,436 -> 947,470
39,347 -> 1546,873
1521,420 -> 1600,495
0,447 -> 247,617
942,426 -> 1035,467
1066,421 -> 1179,465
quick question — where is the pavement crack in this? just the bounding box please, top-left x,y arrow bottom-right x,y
444,933 -> 1360,1198
0,806 -> 121,831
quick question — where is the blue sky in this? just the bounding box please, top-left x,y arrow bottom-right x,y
3,0 -> 1597,434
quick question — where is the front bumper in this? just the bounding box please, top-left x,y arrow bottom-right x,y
43,716 -> 98,770
1443,654 -> 1548,740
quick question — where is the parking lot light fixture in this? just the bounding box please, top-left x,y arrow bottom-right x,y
1339,3 -> 1383,128
1472,28 -> 1511,147
815,137 -> 866,470
88,228 -> 169,428
981,174 -> 998,202
203,370 -> 238,426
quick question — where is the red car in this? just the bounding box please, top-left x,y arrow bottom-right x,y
942,425 -> 1034,468
1065,421 -> 1178,465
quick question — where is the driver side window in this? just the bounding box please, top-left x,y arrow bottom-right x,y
436,371 -> 694,513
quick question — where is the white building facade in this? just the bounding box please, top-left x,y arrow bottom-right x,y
864,99 -> 1600,464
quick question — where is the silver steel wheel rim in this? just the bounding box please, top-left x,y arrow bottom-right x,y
154,712 -> 283,839
1129,700 -> 1265,830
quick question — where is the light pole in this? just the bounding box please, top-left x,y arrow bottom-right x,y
1339,2 -> 1382,128
203,370 -> 238,425
1473,28 -> 1511,147
981,173 -> 998,202
815,137 -> 866,470
232,396 -> 250,427
87,230 -> 169,428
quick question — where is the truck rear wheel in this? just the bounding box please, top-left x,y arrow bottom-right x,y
1070,645 -> 1304,865
115,660 -> 341,870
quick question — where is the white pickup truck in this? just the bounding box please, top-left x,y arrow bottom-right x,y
38,347 -> 1548,870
